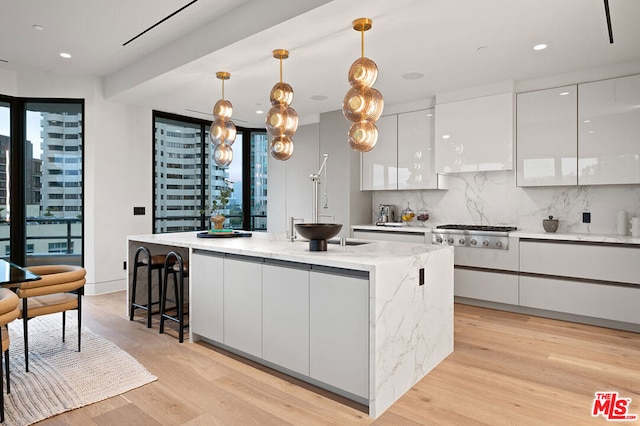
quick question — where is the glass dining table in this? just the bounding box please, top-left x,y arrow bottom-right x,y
0,259 -> 41,287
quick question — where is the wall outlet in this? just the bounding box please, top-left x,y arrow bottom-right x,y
582,212 -> 591,223
123,260 -> 127,270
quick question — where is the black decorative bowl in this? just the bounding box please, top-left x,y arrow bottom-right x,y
295,223 -> 343,251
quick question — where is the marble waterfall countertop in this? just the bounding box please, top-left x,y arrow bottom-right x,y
127,230 -> 451,270
127,230 -> 454,418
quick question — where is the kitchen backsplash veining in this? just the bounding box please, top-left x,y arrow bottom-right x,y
372,171 -> 640,235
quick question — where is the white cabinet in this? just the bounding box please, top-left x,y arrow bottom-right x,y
519,240 -> 640,285
519,276 -> 640,324
262,261 -> 310,376
454,268 -> 518,305
361,114 -> 398,190
435,92 -> 514,173
516,85 -> 578,186
361,109 -> 444,191
309,268 -> 369,399
519,239 -> 640,326
352,229 -> 428,244
190,251 -> 224,342
223,256 -> 263,358
578,74 -> 640,185
397,109 -> 440,190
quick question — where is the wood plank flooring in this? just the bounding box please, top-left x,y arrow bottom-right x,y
36,291 -> 640,425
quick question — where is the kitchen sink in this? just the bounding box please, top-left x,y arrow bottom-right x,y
327,239 -> 370,246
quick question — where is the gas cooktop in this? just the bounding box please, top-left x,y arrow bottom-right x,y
436,224 -> 517,232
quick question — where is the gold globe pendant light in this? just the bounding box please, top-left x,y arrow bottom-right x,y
342,18 -> 383,152
266,49 -> 298,161
210,71 -> 236,167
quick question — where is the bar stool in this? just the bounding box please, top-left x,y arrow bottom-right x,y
129,246 -> 173,328
159,251 -> 189,343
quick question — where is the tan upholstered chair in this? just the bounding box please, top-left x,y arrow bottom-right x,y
17,265 -> 86,372
0,288 -> 20,423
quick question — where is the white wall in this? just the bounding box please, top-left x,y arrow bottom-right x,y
9,69 -> 152,294
267,123 -> 320,234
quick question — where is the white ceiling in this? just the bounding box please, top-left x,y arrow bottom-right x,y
2,0 -> 639,128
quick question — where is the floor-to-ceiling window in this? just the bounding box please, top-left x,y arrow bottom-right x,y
0,95 -> 84,266
0,101 -> 11,258
153,111 -> 267,233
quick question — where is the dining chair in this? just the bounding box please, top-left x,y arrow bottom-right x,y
0,288 -> 20,423
17,265 -> 86,372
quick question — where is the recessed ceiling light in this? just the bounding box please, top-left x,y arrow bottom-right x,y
442,134 -> 450,139
59,52 -> 72,59
310,95 -> 328,101
401,72 -> 424,80
426,113 -> 433,117
33,24 -> 44,31
559,92 -> 570,96
584,119 -> 591,123
256,109 -> 264,114
533,43 -> 547,51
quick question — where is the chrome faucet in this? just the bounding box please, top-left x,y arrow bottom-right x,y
310,154 -> 329,224
288,216 -> 304,241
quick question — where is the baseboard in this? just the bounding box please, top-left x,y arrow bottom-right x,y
84,278 -> 126,295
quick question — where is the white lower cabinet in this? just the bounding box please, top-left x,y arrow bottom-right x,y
262,261 -> 310,376
190,251 -> 224,342
191,252 -> 371,399
309,268 -> 369,399
454,268 -> 518,305
519,276 -> 639,324
223,256 -> 263,358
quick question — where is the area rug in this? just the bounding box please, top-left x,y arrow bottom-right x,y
3,311 -> 157,425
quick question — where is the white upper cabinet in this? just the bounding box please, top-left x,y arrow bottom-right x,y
516,85 -> 578,186
361,114 -> 398,190
362,109 -> 444,191
578,74 -> 640,185
397,109 -> 439,190
435,92 -> 514,173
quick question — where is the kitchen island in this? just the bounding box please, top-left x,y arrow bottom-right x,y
127,231 -> 453,418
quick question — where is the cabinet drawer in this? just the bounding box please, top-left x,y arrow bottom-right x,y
520,241 -> 640,284
352,229 -> 427,244
519,276 -> 640,324
454,268 -> 518,304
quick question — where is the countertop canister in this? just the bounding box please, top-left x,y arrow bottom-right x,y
617,211 -> 629,235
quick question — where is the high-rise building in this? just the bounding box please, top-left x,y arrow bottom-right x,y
154,120 -> 229,233
39,112 -> 83,218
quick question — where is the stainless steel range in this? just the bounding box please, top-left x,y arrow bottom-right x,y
431,224 -> 520,307
432,225 -> 517,250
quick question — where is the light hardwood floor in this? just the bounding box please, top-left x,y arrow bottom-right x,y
38,291 -> 639,425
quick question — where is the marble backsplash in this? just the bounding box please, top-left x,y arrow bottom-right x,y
371,171 -> 640,235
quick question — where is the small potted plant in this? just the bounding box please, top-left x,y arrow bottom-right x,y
210,182 -> 233,230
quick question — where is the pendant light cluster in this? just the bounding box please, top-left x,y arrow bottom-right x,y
266,49 -> 298,161
210,71 -> 236,167
342,18 -> 383,152
208,18 -> 382,165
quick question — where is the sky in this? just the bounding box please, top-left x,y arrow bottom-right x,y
0,106 -> 44,159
